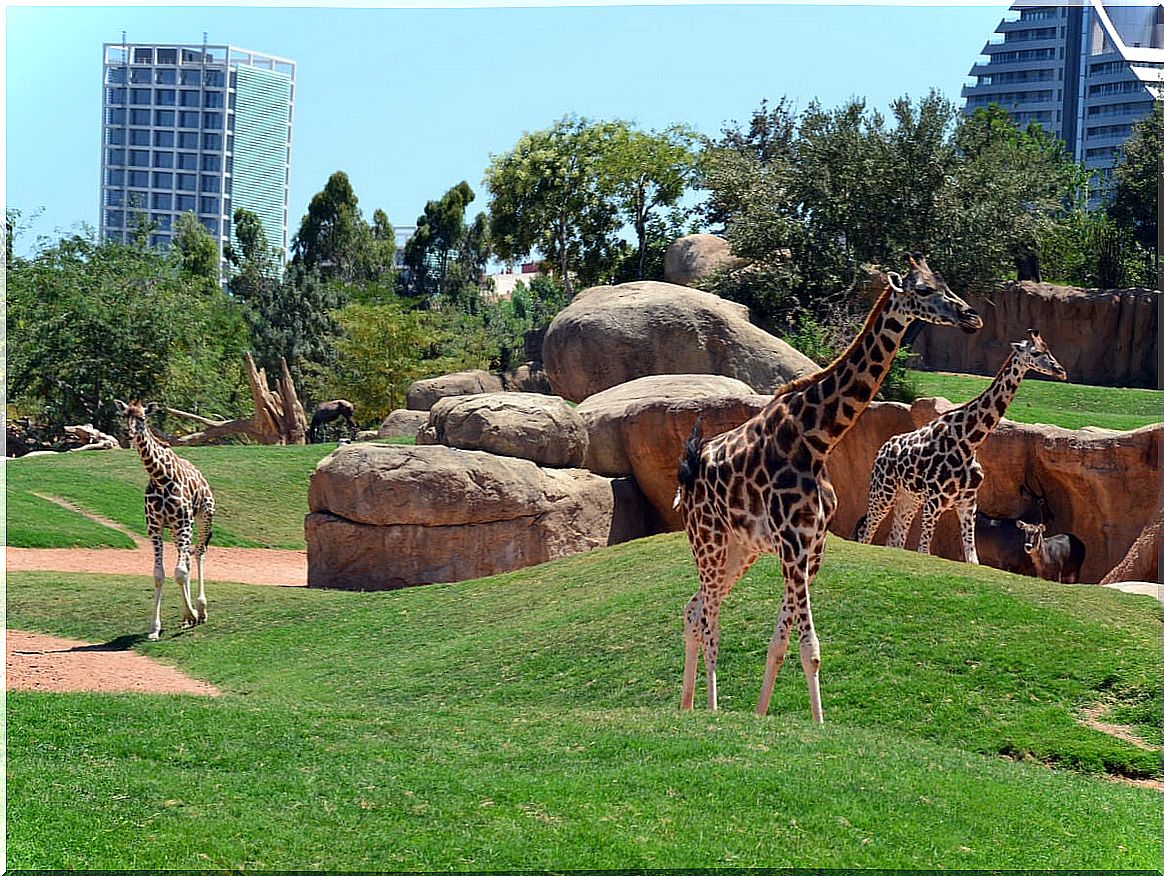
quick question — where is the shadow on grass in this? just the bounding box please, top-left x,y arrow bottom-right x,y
69,633 -> 148,652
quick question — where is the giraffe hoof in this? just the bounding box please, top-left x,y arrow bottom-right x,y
148,631 -> 161,641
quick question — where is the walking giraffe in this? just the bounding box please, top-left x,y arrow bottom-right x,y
855,329 -> 1066,561
115,399 -> 216,640
674,254 -> 983,722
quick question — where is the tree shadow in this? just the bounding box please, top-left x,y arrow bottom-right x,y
69,633 -> 148,652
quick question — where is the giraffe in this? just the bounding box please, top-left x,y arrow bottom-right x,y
674,254 -> 983,722
114,399 -> 216,640
855,329 -> 1066,562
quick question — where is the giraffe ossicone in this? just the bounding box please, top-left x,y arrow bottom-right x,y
114,398 -> 216,640
674,253 -> 983,723
855,328 -> 1066,561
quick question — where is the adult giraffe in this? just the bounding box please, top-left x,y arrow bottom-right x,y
674,254 -> 982,722
115,399 -> 216,640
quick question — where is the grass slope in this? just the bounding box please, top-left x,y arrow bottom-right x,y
7,535 -> 1160,870
910,370 -> 1162,431
6,444 -> 336,549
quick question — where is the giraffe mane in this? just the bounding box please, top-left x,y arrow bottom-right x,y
770,279 -> 895,399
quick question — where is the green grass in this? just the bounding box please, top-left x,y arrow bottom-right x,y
7,535 -> 1160,870
911,370 -> 1162,431
6,444 -> 338,549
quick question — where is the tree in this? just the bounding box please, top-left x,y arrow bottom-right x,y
486,116 -> 623,295
367,208 -> 397,282
7,230 -> 248,432
600,123 -> 701,279
292,171 -> 375,283
1109,103 -> 1161,258
171,211 -> 220,285
404,181 -> 477,300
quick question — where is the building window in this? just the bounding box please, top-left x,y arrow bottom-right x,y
204,69 -> 225,87
156,48 -> 177,65
202,133 -> 222,150
106,128 -> 126,146
107,108 -> 126,125
200,196 -> 219,215
204,90 -> 224,108
152,192 -> 172,210
176,152 -> 199,170
201,174 -> 220,193
153,152 -> 174,168
179,110 -> 200,128
133,47 -> 153,64
154,88 -> 176,106
153,171 -> 173,188
179,68 -> 200,86
175,132 -> 198,150
130,88 -> 151,105
201,217 -> 219,235
154,214 -> 173,231
129,128 -> 151,146
176,194 -> 197,211
128,149 -> 150,167
107,67 -> 127,84
179,90 -> 201,107
107,87 -> 127,104
127,170 -> 150,187
106,169 -> 125,186
130,67 -> 152,84
105,190 -> 124,206
154,129 -> 175,147
130,109 -> 152,125
202,111 -> 223,129
106,148 -> 126,166
154,109 -> 175,126
201,154 -> 221,172
177,173 -> 197,191
105,210 -> 124,228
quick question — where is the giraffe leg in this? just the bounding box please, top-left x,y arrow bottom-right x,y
174,522 -> 199,628
916,496 -> 946,555
857,468 -> 895,544
148,529 -> 165,641
193,509 -> 213,623
887,491 -> 921,549
955,494 -> 979,564
755,591 -> 794,717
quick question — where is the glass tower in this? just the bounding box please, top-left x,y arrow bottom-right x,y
100,42 -> 295,265
963,2 -> 1163,192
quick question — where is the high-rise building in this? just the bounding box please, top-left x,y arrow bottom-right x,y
963,2 -> 1163,191
100,41 -> 295,266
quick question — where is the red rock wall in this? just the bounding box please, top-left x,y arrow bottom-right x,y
910,282 -> 1159,388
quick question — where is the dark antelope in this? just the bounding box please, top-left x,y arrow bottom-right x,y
308,399 -> 356,443
973,483 -> 1050,576
1016,521 -> 1086,584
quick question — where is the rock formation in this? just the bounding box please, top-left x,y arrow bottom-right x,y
377,409 -> 428,440
406,369 -> 504,411
663,234 -> 749,288
417,392 -> 589,468
542,280 -> 817,402
1100,503 -> 1163,585
306,444 -> 654,589
910,282 -> 1159,388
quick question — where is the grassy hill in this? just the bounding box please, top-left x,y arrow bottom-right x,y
7,534 -> 1159,870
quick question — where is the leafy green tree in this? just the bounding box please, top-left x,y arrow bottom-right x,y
601,123 -> 701,279
1108,103 -> 1161,257
171,211 -> 220,285
404,181 -> 478,300
292,171 -> 376,283
327,297 -> 431,417
367,208 -> 397,283
7,230 -> 247,431
486,116 -> 623,295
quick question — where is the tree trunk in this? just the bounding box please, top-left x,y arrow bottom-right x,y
164,353 -> 308,446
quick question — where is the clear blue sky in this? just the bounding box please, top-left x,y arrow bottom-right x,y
5,2 -> 1009,257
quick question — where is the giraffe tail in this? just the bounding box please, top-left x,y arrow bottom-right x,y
674,417 -> 704,509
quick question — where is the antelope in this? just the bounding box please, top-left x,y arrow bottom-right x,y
1016,521 -> 1086,584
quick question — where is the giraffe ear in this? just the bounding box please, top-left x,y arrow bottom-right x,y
143,402 -> 163,417
885,271 -> 903,292
113,399 -> 129,415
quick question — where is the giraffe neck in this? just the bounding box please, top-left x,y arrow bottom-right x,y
132,425 -> 178,483
778,289 -> 913,454
959,352 -> 1026,448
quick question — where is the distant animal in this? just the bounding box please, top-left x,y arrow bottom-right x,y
308,399 -> 356,443
115,399 -> 215,640
855,329 -> 1066,562
1016,521 -> 1086,583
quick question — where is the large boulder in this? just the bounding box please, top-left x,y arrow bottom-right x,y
575,374 -> 758,477
663,234 -> 749,288
500,361 -> 553,394
417,392 -> 588,468
406,369 -> 503,411
542,281 -> 818,402
377,409 -> 428,440
910,282 -> 1159,388
306,444 -> 656,589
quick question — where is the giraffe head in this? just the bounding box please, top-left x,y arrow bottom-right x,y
114,399 -> 163,440
886,253 -> 983,334
1016,520 -> 1046,556
1011,328 -> 1067,381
